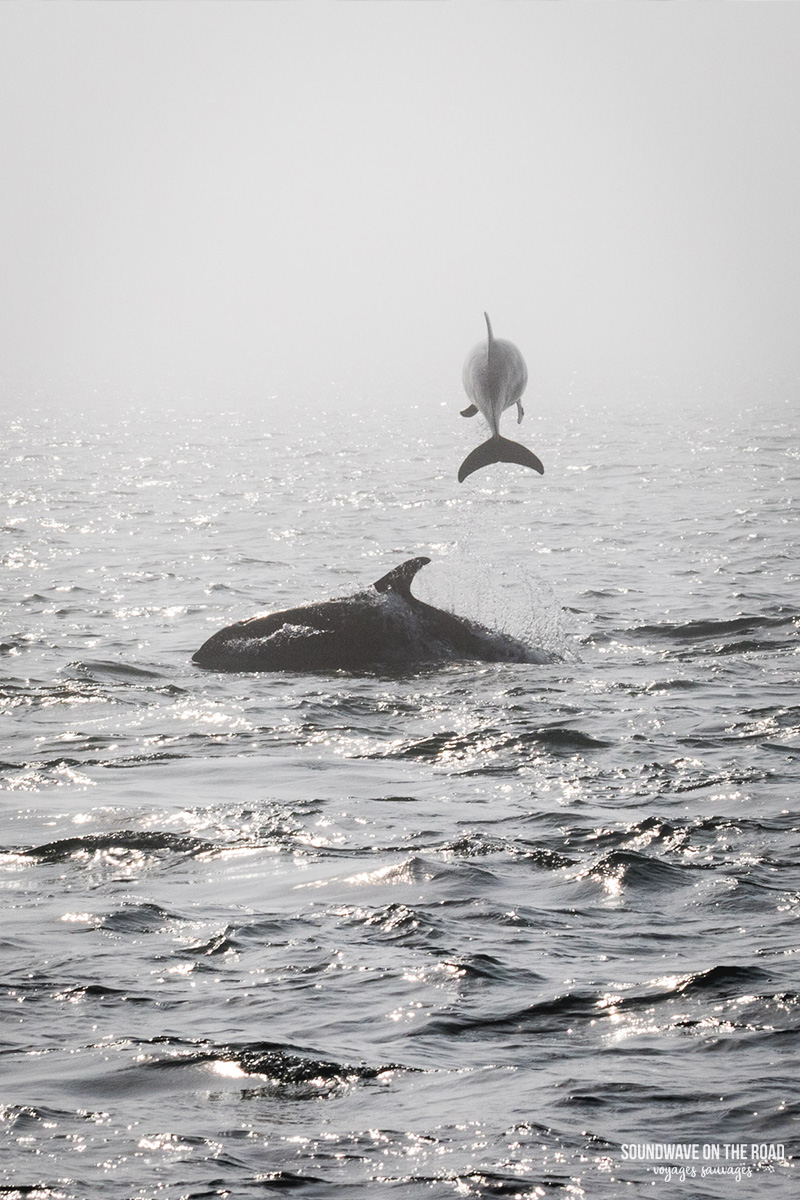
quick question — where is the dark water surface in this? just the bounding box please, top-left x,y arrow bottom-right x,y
1,399 -> 798,1198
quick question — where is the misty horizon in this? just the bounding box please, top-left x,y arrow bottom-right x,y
1,2 -> 799,412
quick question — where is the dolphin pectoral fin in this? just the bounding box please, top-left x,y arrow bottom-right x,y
457,436 -> 544,483
373,556 -> 431,599
516,401 -> 524,424
460,404 -> 479,418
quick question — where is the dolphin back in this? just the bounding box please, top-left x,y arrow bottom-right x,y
458,435 -> 545,483
191,554 -> 547,672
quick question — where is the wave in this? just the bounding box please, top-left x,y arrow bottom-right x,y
443,952 -> 547,989
617,611 -> 798,659
564,812 -> 797,859
12,830 -> 212,867
115,1036 -> 412,1098
438,834 -> 573,868
415,963 -> 797,1041
332,901 -> 447,946
98,902 -> 186,935
574,848 -> 704,890
674,963 -> 773,997
381,724 -> 611,764
633,613 -> 796,642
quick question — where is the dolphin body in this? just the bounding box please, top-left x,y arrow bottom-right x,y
458,313 -> 545,483
192,557 -> 536,673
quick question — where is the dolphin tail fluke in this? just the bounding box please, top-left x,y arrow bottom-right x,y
457,435 -> 544,483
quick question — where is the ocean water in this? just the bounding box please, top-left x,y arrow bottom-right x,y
1,394 -> 798,1199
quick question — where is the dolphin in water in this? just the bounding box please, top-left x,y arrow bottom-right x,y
458,312 -> 545,483
192,557 -> 540,673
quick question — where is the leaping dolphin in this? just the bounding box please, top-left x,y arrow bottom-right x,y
458,313 -> 545,483
192,557 -> 541,673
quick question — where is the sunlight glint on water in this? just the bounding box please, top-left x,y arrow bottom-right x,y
1,397 -> 798,1197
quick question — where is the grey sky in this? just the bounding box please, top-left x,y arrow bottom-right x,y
1,2 -> 799,409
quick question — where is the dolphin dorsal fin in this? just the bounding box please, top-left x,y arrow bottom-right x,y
484,311 -> 494,367
373,556 -> 431,599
